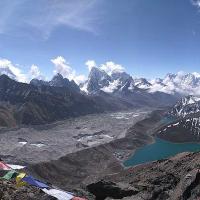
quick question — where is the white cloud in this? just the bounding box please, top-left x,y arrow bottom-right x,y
0,58 -> 47,83
191,0 -> 200,8
29,64 -> 43,79
149,71 -> 200,95
192,72 -> 200,77
100,61 -> 125,75
0,0 -> 103,38
0,58 -> 27,82
74,75 -> 87,84
101,79 -> 120,93
51,56 -> 76,79
85,60 -> 125,75
51,56 -> 86,84
85,60 -> 97,71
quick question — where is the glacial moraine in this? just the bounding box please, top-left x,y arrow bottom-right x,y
0,108 -> 151,164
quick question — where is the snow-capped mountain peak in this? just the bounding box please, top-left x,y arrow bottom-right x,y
81,67 -> 137,94
111,71 -> 131,82
181,95 -> 200,106
133,78 -> 152,89
86,67 -> 111,93
80,67 -> 200,97
149,72 -> 200,95
169,95 -> 200,117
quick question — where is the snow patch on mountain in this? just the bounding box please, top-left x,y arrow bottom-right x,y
149,72 -> 200,95
101,80 -> 120,93
169,95 -> 200,118
133,78 -> 152,89
80,66 -> 200,97
185,96 -> 200,105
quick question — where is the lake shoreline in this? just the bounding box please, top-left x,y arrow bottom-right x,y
124,137 -> 200,167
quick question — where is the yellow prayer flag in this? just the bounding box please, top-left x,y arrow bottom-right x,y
16,172 -> 27,187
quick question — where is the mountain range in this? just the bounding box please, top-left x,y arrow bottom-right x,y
81,67 -> 200,96
1,66 -> 200,127
0,74 -> 107,126
30,67 -> 179,110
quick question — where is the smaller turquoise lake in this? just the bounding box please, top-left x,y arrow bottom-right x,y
124,138 -> 200,167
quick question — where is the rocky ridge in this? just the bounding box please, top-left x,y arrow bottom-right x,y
157,95 -> 200,142
81,67 -> 200,96
31,73 -> 80,92
87,152 -> 200,200
0,179 -> 53,200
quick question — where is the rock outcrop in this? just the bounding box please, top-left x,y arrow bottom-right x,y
0,179 -> 53,200
87,152 -> 200,200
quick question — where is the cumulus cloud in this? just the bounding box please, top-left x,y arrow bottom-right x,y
51,56 -> 86,84
0,57 -> 86,84
191,0 -> 200,8
0,58 -> 47,83
74,75 -> 87,84
85,60 -> 97,71
100,61 -> 125,75
51,56 -> 75,79
85,60 -> 125,75
150,71 -> 200,95
192,72 -> 200,77
29,64 -> 45,80
0,58 -> 27,82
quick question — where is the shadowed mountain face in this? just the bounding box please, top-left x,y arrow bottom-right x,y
0,75 -> 110,126
86,67 -> 111,93
30,73 -> 80,92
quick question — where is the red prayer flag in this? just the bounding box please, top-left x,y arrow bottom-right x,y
0,161 -> 11,170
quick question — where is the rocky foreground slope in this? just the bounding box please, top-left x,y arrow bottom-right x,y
0,179 -> 53,200
87,151 -> 200,200
3,146 -> 200,200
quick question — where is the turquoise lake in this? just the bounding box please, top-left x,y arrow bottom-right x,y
124,138 -> 200,167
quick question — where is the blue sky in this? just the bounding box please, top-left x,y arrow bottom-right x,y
1,0 -> 200,83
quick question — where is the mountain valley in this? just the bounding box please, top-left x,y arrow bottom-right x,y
0,109 -> 150,164
1,70 -> 200,200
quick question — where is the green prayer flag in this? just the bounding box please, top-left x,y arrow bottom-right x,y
2,170 -> 18,180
